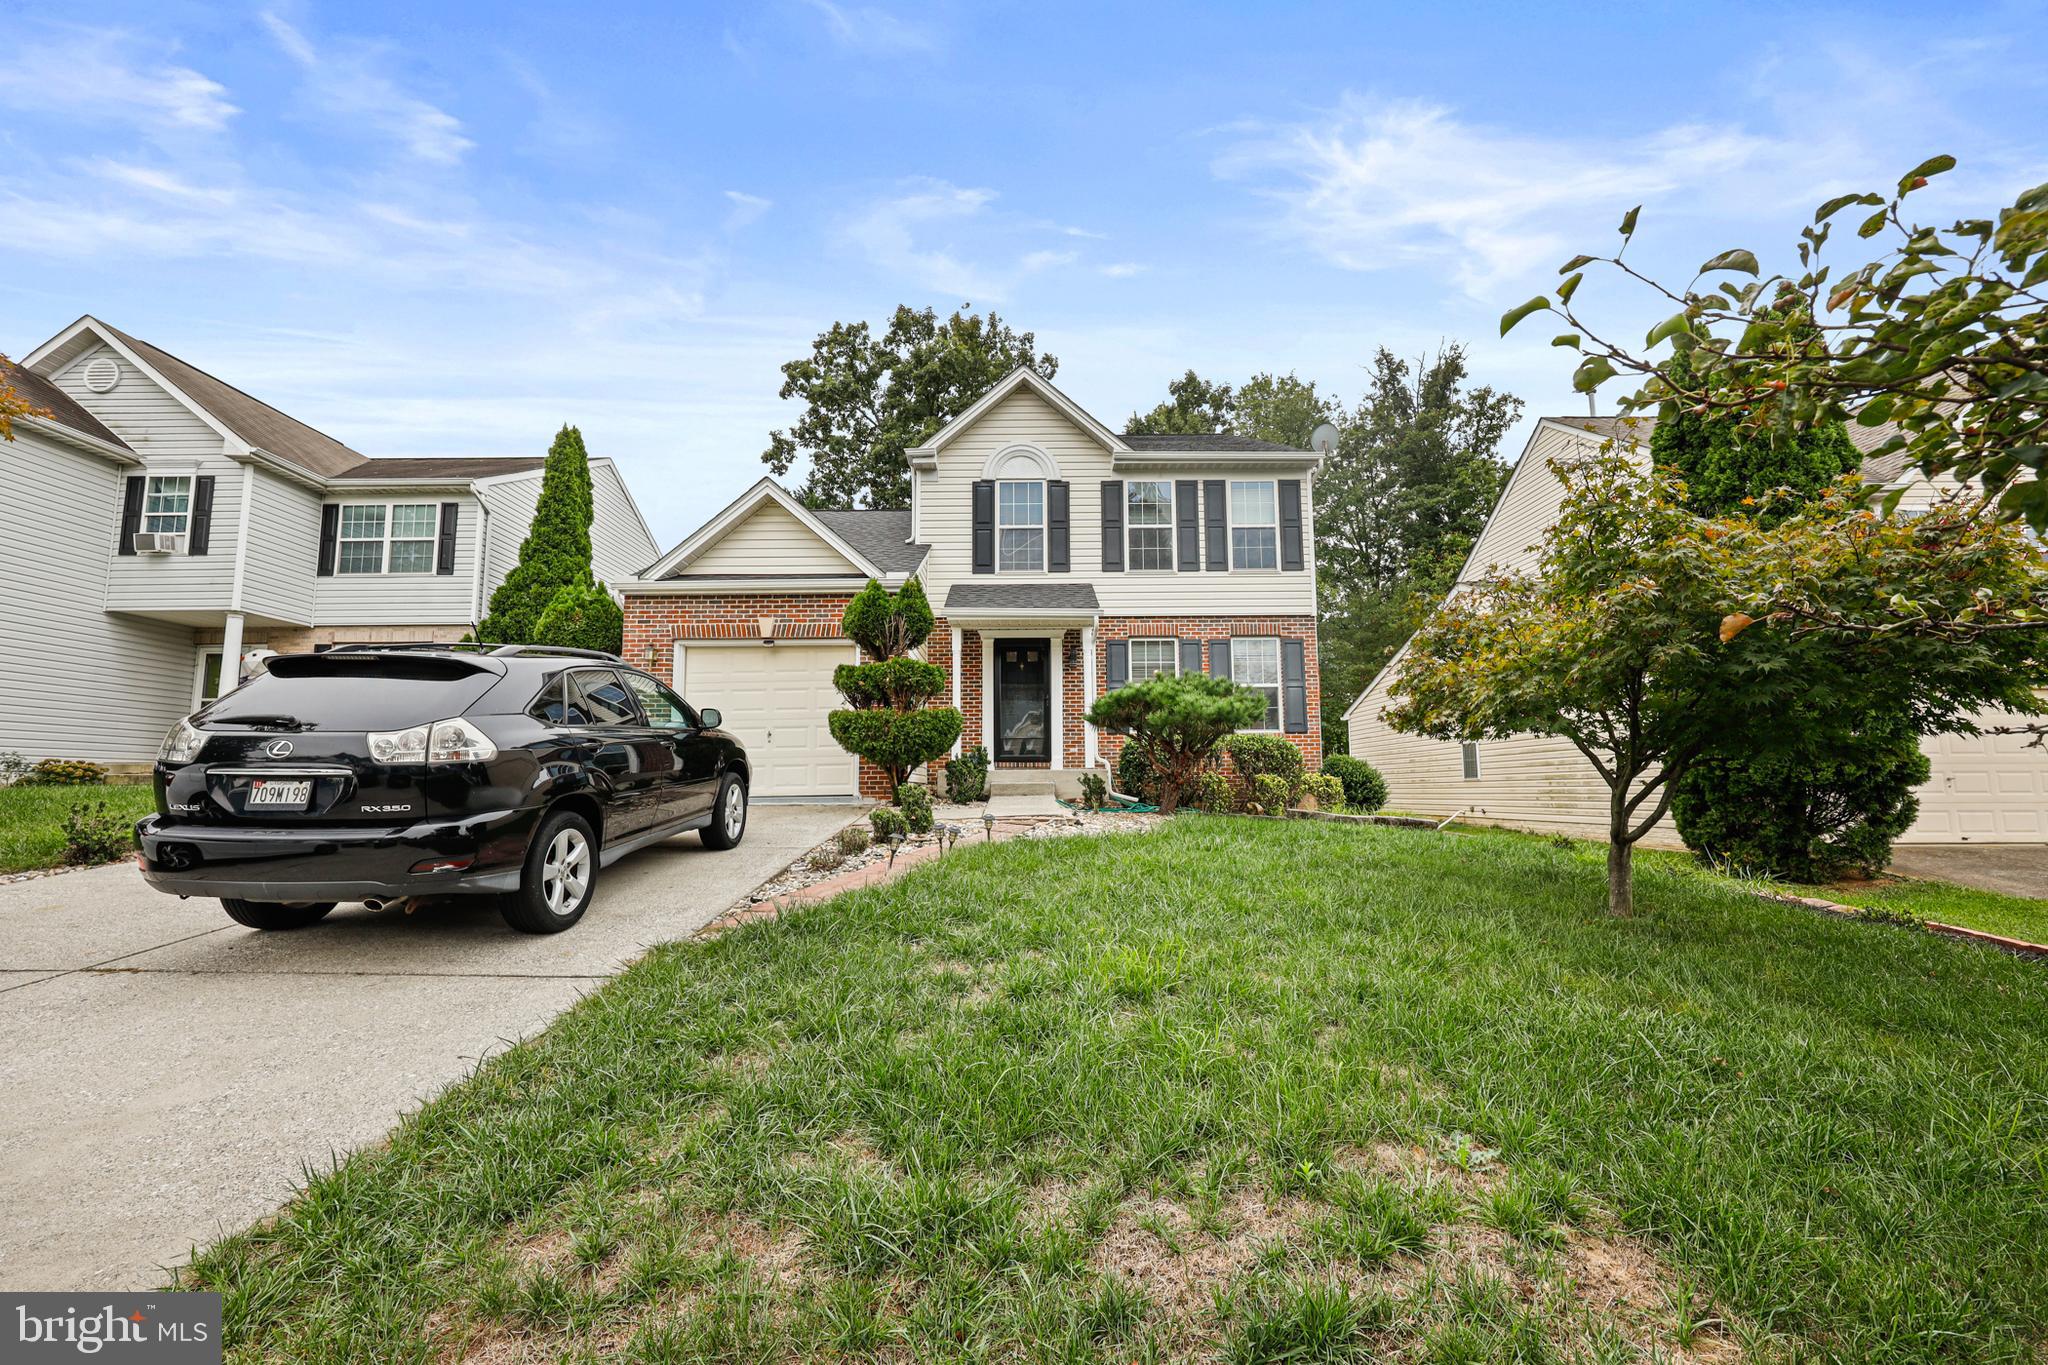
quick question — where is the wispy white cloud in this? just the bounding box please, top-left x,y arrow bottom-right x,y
1099,261 -> 1145,278
800,0 -> 938,55
1214,96 -> 1779,294
261,12 -> 472,164
839,179 -> 1110,299
723,190 -> 773,231
0,27 -> 237,132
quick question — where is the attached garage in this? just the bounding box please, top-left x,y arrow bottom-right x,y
1905,709 -> 2048,843
674,641 -> 858,799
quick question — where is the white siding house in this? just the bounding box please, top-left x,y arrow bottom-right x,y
1346,417 -> 2048,846
3,316 -> 659,768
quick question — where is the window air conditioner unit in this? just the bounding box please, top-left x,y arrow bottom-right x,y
132,532 -> 184,554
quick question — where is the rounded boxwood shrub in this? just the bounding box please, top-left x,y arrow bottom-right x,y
895,782 -> 934,833
1300,772 -> 1346,812
1190,770 -> 1232,813
1322,754 -> 1387,813
1115,743 -> 1156,802
869,806 -> 909,842
1250,773 -> 1294,816
1223,733 -> 1304,785
945,744 -> 989,803
1671,718 -> 1929,882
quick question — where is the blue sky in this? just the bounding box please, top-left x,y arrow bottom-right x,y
4,1 -> 2044,546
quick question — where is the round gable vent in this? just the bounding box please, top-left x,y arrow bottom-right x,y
83,356 -> 121,393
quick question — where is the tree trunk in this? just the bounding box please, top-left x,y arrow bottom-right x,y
1606,838 -> 1634,917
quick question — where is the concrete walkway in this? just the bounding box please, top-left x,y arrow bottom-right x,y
1887,844 -> 2048,900
0,804 -> 855,1292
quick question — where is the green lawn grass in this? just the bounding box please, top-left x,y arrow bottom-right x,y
182,817 -> 2048,1363
1779,874 -> 2048,944
0,783 -> 156,873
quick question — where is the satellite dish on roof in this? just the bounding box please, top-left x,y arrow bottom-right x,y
1308,422 -> 1340,457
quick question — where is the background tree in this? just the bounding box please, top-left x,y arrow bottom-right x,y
1651,348 -> 1861,523
0,357 -> 49,441
1086,673 -> 1266,814
478,425 -> 596,645
1316,348 -> 1520,747
828,579 -> 963,796
1124,370 -> 1238,436
1388,450 -> 2042,915
764,305 -> 1056,509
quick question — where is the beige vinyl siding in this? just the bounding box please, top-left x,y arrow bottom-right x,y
54,345 -> 242,616
683,501 -> 859,575
477,473 -> 542,601
1462,422 -> 1589,577
313,491 -> 481,625
0,426 -> 197,762
240,469 -> 321,625
591,461 -> 661,585
915,388 -> 1317,616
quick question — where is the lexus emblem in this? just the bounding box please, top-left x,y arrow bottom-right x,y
264,739 -> 295,758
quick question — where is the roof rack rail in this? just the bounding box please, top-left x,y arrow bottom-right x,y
323,642 -> 624,663
486,645 -> 625,662
325,641 -> 491,653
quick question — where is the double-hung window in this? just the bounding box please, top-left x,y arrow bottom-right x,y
1129,638 -> 1178,682
1126,479 -> 1174,570
336,502 -> 440,575
143,476 -> 192,535
997,480 -> 1045,571
1229,480 -> 1278,569
1233,637 -> 1282,730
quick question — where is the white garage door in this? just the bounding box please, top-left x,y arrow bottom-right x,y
1904,706 -> 2048,843
676,642 -> 857,798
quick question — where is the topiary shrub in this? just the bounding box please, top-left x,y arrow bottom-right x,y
1671,718 -> 1929,882
1300,772 -> 1346,812
1190,770 -> 1232,814
62,801 -> 131,864
1251,773 -> 1294,816
945,744 -> 989,803
533,574 -> 624,655
1224,734 -> 1304,789
828,578 -> 964,793
896,782 -> 934,833
1322,754 -> 1387,813
1115,743 -> 1156,803
25,759 -> 107,786
869,806 -> 909,842
1090,675 -> 1266,814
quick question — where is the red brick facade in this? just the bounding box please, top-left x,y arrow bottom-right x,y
620,591 -> 1321,798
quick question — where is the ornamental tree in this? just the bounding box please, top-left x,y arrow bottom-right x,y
827,579 -> 962,796
479,425 -> 596,645
534,574 -> 624,655
1086,673 -> 1267,814
0,356 -> 49,442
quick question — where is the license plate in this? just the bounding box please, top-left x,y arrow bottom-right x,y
248,779 -> 312,807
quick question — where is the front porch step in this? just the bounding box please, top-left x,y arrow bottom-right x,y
986,767 -> 1106,800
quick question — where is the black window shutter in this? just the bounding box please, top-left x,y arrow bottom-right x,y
1279,479 -> 1304,572
187,476 -> 216,555
1204,479 -> 1227,571
117,476 -> 144,555
317,504 -> 339,576
1282,638 -> 1308,733
1175,481 -> 1200,572
1178,638 -> 1202,676
1105,639 -> 1128,692
1209,638 -> 1232,679
971,480 -> 995,574
1100,481 -> 1123,572
437,502 -> 459,575
1047,480 -> 1070,573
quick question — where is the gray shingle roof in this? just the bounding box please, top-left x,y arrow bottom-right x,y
4,359 -> 130,450
810,507 -> 929,573
1548,412 -> 1910,485
331,458 -> 546,481
1120,432 -> 1311,453
944,583 -> 1101,612
100,322 -> 368,477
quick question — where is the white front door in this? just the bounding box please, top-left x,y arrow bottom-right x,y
675,642 -> 859,798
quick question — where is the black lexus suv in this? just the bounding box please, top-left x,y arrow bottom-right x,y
135,645 -> 750,934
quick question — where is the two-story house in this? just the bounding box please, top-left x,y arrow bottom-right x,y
622,367 -> 1324,799
3,316 -> 658,772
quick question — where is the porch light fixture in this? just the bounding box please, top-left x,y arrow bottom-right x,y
759,615 -> 778,645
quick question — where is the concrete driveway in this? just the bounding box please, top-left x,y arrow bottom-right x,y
0,803 -> 854,1292
1888,844 -> 2048,900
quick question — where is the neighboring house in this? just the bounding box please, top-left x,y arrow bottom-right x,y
622,367 -> 1324,799
1345,415 -> 2047,845
2,317 -> 657,770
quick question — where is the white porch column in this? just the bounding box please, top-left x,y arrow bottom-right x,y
219,612 -> 246,695
950,625 -> 963,757
1082,624 -> 1097,770
1049,632 -> 1062,770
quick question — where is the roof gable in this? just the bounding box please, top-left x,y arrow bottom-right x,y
643,477 -> 888,580
909,367 -> 1125,465
3,358 -> 131,453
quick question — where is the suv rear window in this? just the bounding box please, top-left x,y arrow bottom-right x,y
204,655 -> 500,730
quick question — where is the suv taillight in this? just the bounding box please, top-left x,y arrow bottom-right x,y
159,717 -> 205,764
367,717 -> 498,765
